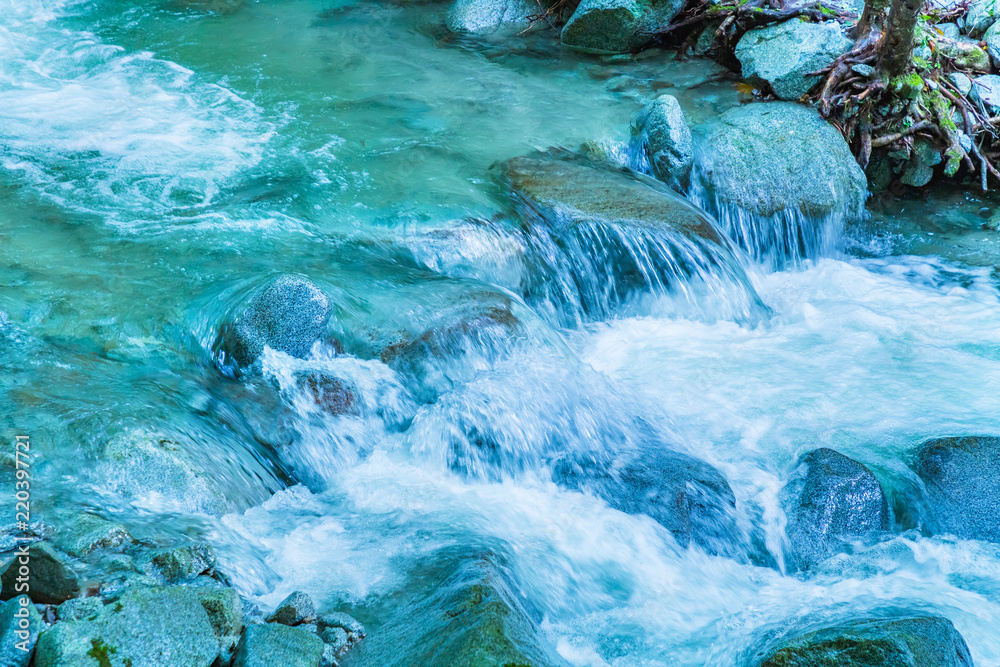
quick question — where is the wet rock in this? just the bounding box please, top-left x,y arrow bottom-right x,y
694,20 -> 721,55
233,623 -> 324,667
52,514 -> 133,558
699,102 -> 868,220
266,591 -> 317,626
967,0 -> 1000,37
34,587 -> 220,667
972,75 -> 1000,113
447,0 -> 537,34
0,595 -> 43,667
140,543 -> 216,583
560,0 -> 684,53
1,542 -> 81,605
754,615 -> 974,666
555,447 -> 738,553
214,275 -> 332,372
912,435 -> 1000,542
56,597 -> 104,622
98,430 -> 275,516
295,371 -> 356,416
736,19 -> 853,100
782,448 -> 889,571
631,94 -> 694,190
318,611 -> 365,660
195,587 -> 243,639
355,557 -> 566,667
498,150 -> 724,244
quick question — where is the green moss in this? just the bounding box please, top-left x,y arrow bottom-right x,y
87,639 -> 118,667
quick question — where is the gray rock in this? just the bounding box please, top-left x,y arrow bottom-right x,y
34,587 -> 220,667
98,429 -> 275,516
782,448 -> 889,571
912,435 -> 1000,542
967,0 -> 1000,37
266,591 -> 317,626
446,0 -> 537,34
700,102 -> 868,220
935,22 -> 961,40
972,74 -> 1000,112
215,275 -> 332,372
140,543 -> 216,584
631,94 -> 694,189
0,595 -> 43,667
52,514 -> 133,558
195,587 -> 243,639
317,611 -> 365,661
735,19 -> 853,100
900,138 -> 942,187
321,642 -> 338,667
950,72 -> 973,97
317,611 -> 365,639
694,21 -> 720,55
353,557 -> 566,667
498,150 -> 725,244
1,542 -> 80,605
754,616 -> 973,666
232,623 -> 324,667
555,447 -> 738,554
56,597 -> 104,622
986,20 -> 1000,66
936,38 -> 991,71
560,0 -> 684,54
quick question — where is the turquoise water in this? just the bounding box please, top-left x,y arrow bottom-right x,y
3,0 -> 1000,665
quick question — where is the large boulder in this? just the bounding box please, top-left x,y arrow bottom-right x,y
1,542 -> 81,605
967,0 -> 1000,37
447,0 -> 538,34
631,94 -> 694,190
754,616 -> 974,666
0,595 -> 43,667
912,435 -> 1000,542
735,19 -> 853,101
34,587 -> 222,667
782,448 -> 889,571
560,0 -> 684,53
96,429 -> 278,516
498,150 -> 724,244
232,623 -> 324,667
699,102 -> 868,220
554,447 -> 738,554
214,275 -> 332,373
354,556 -> 567,667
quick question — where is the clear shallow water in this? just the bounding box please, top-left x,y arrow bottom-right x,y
2,1 -> 1000,665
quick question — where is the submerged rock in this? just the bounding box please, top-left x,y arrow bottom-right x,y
0,596 -> 43,667
497,150 -> 724,244
56,597 -> 104,622
214,275 -> 332,373
782,448 -> 889,571
555,447 -> 738,553
912,435 -> 1000,542
447,0 -> 538,34
1,542 -> 81,605
560,0 -> 684,53
34,587 -> 221,667
51,514 -> 133,558
266,591 -> 317,626
355,556 -> 565,667
754,615 -> 974,666
631,94 -> 694,190
232,623 -> 324,667
736,19 -> 853,100
139,543 -> 216,583
699,102 -> 868,220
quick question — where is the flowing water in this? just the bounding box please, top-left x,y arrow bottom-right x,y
3,0 -> 1000,665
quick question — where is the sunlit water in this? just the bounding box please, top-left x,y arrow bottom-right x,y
2,0 -> 1000,665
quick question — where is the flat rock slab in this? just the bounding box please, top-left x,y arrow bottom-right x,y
496,150 -> 724,245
